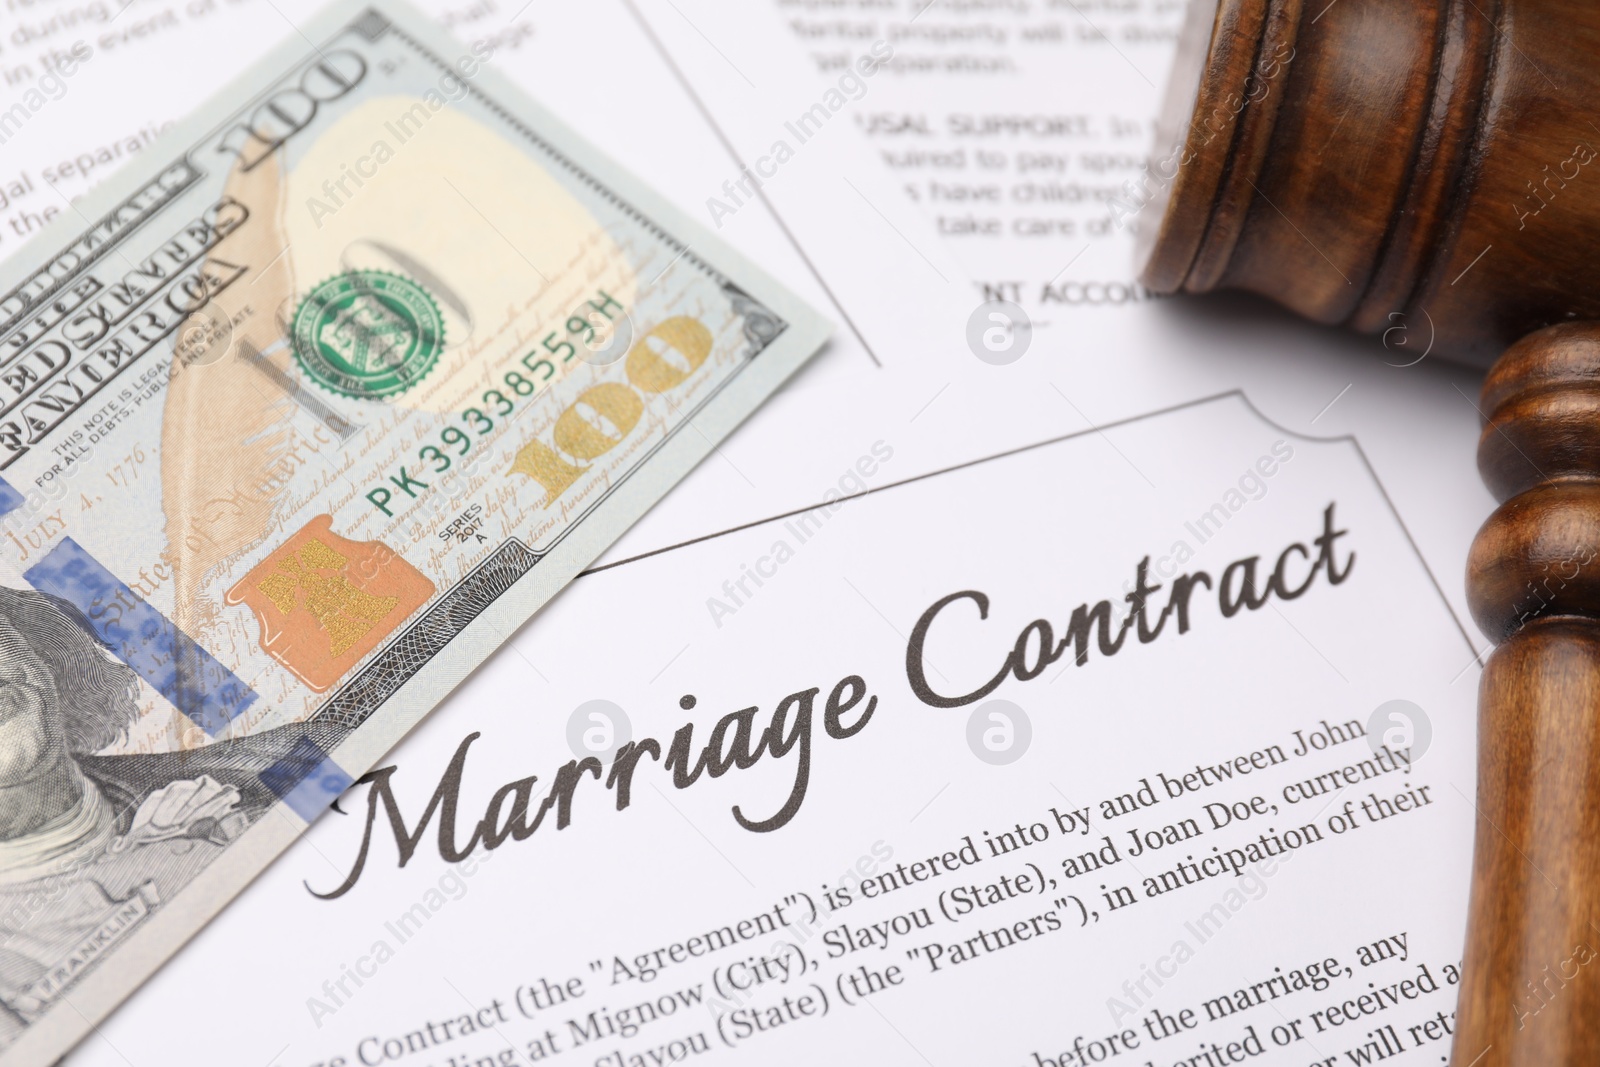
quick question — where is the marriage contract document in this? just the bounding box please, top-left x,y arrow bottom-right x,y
73,395 -> 1481,1067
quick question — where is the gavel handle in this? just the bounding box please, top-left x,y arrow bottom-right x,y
1455,323 -> 1600,1065
1454,626 -> 1600,1062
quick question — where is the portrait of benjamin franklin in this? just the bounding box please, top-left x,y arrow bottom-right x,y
0,586 -> 285,1041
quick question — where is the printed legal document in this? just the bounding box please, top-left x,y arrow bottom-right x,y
74,394 -> 1479,1067
0,0 -> 1492,1063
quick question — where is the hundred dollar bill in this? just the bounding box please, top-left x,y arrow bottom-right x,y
0,2 -> 828,1061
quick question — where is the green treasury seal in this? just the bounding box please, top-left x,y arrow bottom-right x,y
291,271 -> 445,399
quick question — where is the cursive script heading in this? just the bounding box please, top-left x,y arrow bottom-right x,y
314,674 -> 880,898
905,503 -> 1354,708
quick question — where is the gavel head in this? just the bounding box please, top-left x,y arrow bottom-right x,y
1135,0 -> 1600,367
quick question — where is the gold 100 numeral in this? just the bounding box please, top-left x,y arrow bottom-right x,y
509,316 -> 713,506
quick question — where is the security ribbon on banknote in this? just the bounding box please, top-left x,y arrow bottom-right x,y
0,3 -> 828,1061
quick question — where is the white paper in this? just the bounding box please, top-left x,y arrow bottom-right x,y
0,0 -> 1493,1062
0,1 -> 1497,631
605,0 -> 1495,643
68,394 -> 1479,1067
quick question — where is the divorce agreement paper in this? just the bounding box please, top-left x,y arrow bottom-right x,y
618,0 -> 1496,630
72,395 -> 1480,1067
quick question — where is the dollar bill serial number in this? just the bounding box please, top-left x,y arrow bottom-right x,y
367,290 -> 715,518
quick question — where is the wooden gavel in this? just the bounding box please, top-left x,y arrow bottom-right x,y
1138,0 -> 1600,1062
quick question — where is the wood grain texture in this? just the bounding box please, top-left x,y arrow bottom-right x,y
1140,3 -> 1600,1063
1479,324 -> 1600,500
1457,618 -> 1600,1066
1138,0 -> 1600,368
1457,327 -> 1600,1063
